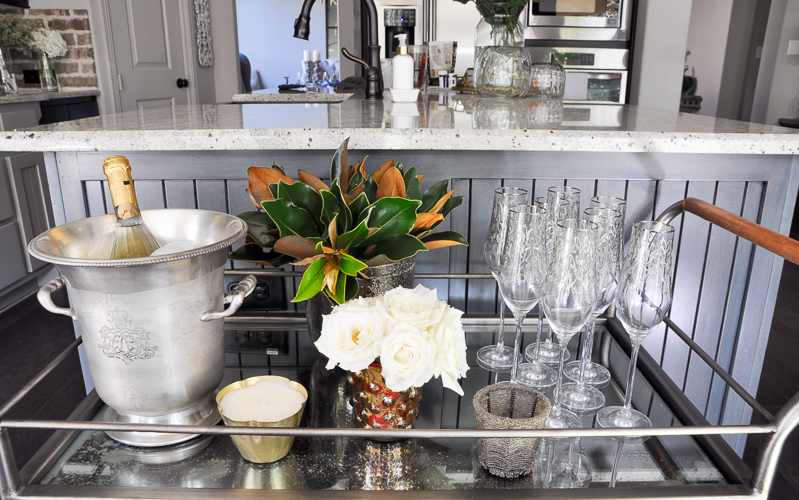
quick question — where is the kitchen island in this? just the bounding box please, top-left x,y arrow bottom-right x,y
8,95 -> 799,458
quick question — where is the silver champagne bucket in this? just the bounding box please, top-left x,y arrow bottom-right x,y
28,209 -> 255,447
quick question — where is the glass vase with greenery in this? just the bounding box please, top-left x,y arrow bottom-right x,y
0,14 -> 32,94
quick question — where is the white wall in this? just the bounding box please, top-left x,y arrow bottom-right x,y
751,0 -> 799,125
629,0 -> 694,112
685,0 -> 734,117
236,0 -> 326,89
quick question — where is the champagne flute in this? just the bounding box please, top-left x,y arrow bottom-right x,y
551,439 -> 592,489
525,192 -> 578,366
495,205 -> 549,383
559,207 -> 623,411
542,218 -> 598,430
563,197 -> 626,386
596,221 -> 675,430
478,186 -> 528,372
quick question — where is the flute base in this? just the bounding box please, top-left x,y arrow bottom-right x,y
525,341 -> 569,365
559,382 -> 605,412
563,361 -> 611,387
515,362 -> 557,389
477,344 -> 515,372
596,406 -> 652,441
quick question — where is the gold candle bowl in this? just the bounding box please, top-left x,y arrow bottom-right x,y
216,375 -> 308,464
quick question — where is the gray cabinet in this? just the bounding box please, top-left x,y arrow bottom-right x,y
0,102 -> 53,309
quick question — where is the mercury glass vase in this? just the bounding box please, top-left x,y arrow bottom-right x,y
38,53 -> 58,92
474,15 -> 531,98
0,47 -> 18,95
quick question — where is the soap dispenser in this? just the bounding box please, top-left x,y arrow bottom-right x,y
392,34 -> 414,91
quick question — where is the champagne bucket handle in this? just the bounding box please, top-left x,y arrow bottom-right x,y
37,276 -> 77,320
201,274 -> 256,322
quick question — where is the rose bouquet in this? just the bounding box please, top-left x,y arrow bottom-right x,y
314,285 -> 469,395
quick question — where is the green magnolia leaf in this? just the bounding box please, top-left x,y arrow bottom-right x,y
337,218 -> 370,251
324,269 -> 347,304
293,258 -> 328,302
345,275 -> 359,301
347,156 -> 367,193
261,199 -> 320,239
395,161 -> 404,175
363,197 -> 422,246
403,167 -> 423,201
421,230 -> 469,249
348,193 -> 370,222
429,195 -> 465,231
338,252 -> 368,276
363,177 -> 378,203
363,233 -> 428,262
271,161 -> 287,175
237,211 -> 278,246
228,243 -> 295,267
418,179 -> 451,213
277,181 -> 324,229
330,138 -> 349,185
268,183 -> 279,199
320,190 -> 340,227
331,180 -> 352,235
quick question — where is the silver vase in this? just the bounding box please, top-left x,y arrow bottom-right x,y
306,257 -> 416,342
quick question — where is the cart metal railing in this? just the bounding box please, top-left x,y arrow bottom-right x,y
1,198 -> 799,500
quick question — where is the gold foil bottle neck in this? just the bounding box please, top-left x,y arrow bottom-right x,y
103,155 -> 140,220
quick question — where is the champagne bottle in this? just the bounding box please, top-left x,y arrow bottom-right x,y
103,155 -> 161,258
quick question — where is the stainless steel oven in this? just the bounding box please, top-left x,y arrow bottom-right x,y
525,0 -> 633,41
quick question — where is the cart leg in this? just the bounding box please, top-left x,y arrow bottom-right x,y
0,428 -> 20,500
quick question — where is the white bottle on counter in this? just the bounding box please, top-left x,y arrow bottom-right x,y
392,34 -> 414,91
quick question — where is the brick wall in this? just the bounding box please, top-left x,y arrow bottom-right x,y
4,9 -> 98,90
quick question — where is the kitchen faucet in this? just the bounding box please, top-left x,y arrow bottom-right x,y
294,0 -> 384,99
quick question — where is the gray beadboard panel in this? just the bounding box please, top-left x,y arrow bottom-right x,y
682,182 -> 746,415
132,180 -> 165,209
164,180 -> 196,209
641,181 -> 687,366
448,179 -> 470,314
195,180 -> 227,213
706,182 -> 764,426
83,181 -> 106,218
594,180 -> 627,202
415,172 -> 453,304
466,178 -> 501,315
661,181 -> 717,385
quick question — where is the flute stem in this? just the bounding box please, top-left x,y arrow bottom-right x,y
510,313 -> 525,381
495,299 -> 506,350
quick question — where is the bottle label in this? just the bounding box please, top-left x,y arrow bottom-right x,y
103,157 -> 141,220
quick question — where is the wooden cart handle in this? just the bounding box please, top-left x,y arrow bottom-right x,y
681,197 -> 799,265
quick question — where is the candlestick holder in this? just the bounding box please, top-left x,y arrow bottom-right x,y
216,375 -> 308,463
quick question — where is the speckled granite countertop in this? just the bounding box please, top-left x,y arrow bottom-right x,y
0,88 -> 100,105
4,93 -> 798,153
232,88 -> 354,103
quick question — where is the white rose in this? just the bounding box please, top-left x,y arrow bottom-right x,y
379,323 -> 435,392
377,285 -> 446,332
314,305 -> 387,372
329,296 -> 380,315
428,306 -> 469,395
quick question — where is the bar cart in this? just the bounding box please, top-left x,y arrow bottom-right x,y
1,198 -> 798,499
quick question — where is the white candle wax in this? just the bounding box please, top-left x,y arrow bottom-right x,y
312,50 -> 321,62
220,379 -> 306,422
303,50 -> 311,62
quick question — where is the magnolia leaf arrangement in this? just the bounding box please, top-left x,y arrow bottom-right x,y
229,138 -> 468,304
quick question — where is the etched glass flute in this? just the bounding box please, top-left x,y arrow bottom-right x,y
596,221 -> 675,430
495,205 -> 550,383
542,218 -> 598,430
560,207 -> 622,412
564,196 -> 627,385
478,186 -> 528,372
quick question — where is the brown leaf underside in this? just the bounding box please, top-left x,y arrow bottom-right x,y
372,159 -> 394,184
376,167 -> 406,199
274,235 -> 322,260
